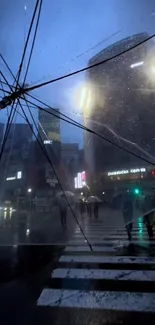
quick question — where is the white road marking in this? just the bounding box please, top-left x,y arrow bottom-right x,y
71,233 -> 148,239
65,241 -> 155,251
67,241 -> 117,248
52,268 -> 155,281
37,289 -> 155,311
60,255 -> 155,264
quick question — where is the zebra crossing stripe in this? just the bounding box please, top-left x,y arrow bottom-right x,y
70,234 -> 148,239
75,229 -> 147,233
67,239 -> 151,246
37,288 -> 155,311
103,235 -> 150,239
72,232 -> 148,237
37,218 -> 155,311
65,241 -> 155,251
52,268 -> 155,281
67,244 -> 116,251
60,255 -> 155,264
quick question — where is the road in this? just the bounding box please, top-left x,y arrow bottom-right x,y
0,206 -> 155,324
0,206 -> 77,245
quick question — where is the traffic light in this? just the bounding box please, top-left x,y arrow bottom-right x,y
134,188 -> 140,195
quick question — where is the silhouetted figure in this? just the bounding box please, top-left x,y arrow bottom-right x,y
143,211 -> 154,238
123,199 -> 133,241
79,200 -> 85,216
94,202 -> 99,219
59,194 -> 67,229
87,203 -> 92,218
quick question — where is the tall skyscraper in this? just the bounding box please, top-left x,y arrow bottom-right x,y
84,32 -> 155,184
38,108 -> 61,143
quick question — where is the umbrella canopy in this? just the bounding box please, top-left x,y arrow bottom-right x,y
74,195 -> 86,202
56,191 -> 74,199
87,196 -> 102,203
56,191 -> 75,204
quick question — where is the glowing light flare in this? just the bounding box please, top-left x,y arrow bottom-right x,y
26,229 -> 30,236
80,87 -> 87,109
151,66 -> 155,74
130,61 -> 144,68
142,55 -> 155,84
73,83 -> 94,113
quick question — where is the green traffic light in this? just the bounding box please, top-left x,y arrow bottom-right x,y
134,188 -> 140,195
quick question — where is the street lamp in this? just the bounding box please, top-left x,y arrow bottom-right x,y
28,188 -> 32,193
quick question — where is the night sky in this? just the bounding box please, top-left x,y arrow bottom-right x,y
1,0 -> 155,147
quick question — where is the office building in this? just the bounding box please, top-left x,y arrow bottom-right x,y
0,123 -> 33,198
38,108 -> 61,142
84,32 -> 155,187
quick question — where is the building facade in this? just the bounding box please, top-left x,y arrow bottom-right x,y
84,32 -> 155,189
0,123 -> 33,200
38,108 -> 61,142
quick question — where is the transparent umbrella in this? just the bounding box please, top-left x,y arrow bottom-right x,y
56,191 -> 74,199
87,196 -> 102,203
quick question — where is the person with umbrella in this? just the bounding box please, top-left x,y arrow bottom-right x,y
87,196 -> 101,220
56,191 -> 74,229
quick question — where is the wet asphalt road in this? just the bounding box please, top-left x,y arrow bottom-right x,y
0,207 -> 76,245
0,208 -> 155,324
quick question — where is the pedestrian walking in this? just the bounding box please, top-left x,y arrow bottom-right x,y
87,203 -> 92,218
143,211 -> 154,238
122,198 -> 133,241
59,194 -> 67,229
94,202 -> 99,219
79,199 -> 85,216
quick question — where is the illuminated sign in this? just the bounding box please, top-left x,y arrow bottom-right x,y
17,171 -> 22,179
6,171 -> 23,181
44,140 -> 52,144
82,171 -> 86,186
130,168 -> 146,173
6,177 -> 16,181
108,170 -> 129,176
77,173 -> 82,188
74,171 -> 86,188
74,177 -> 78,189
108,168 -> 146,176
